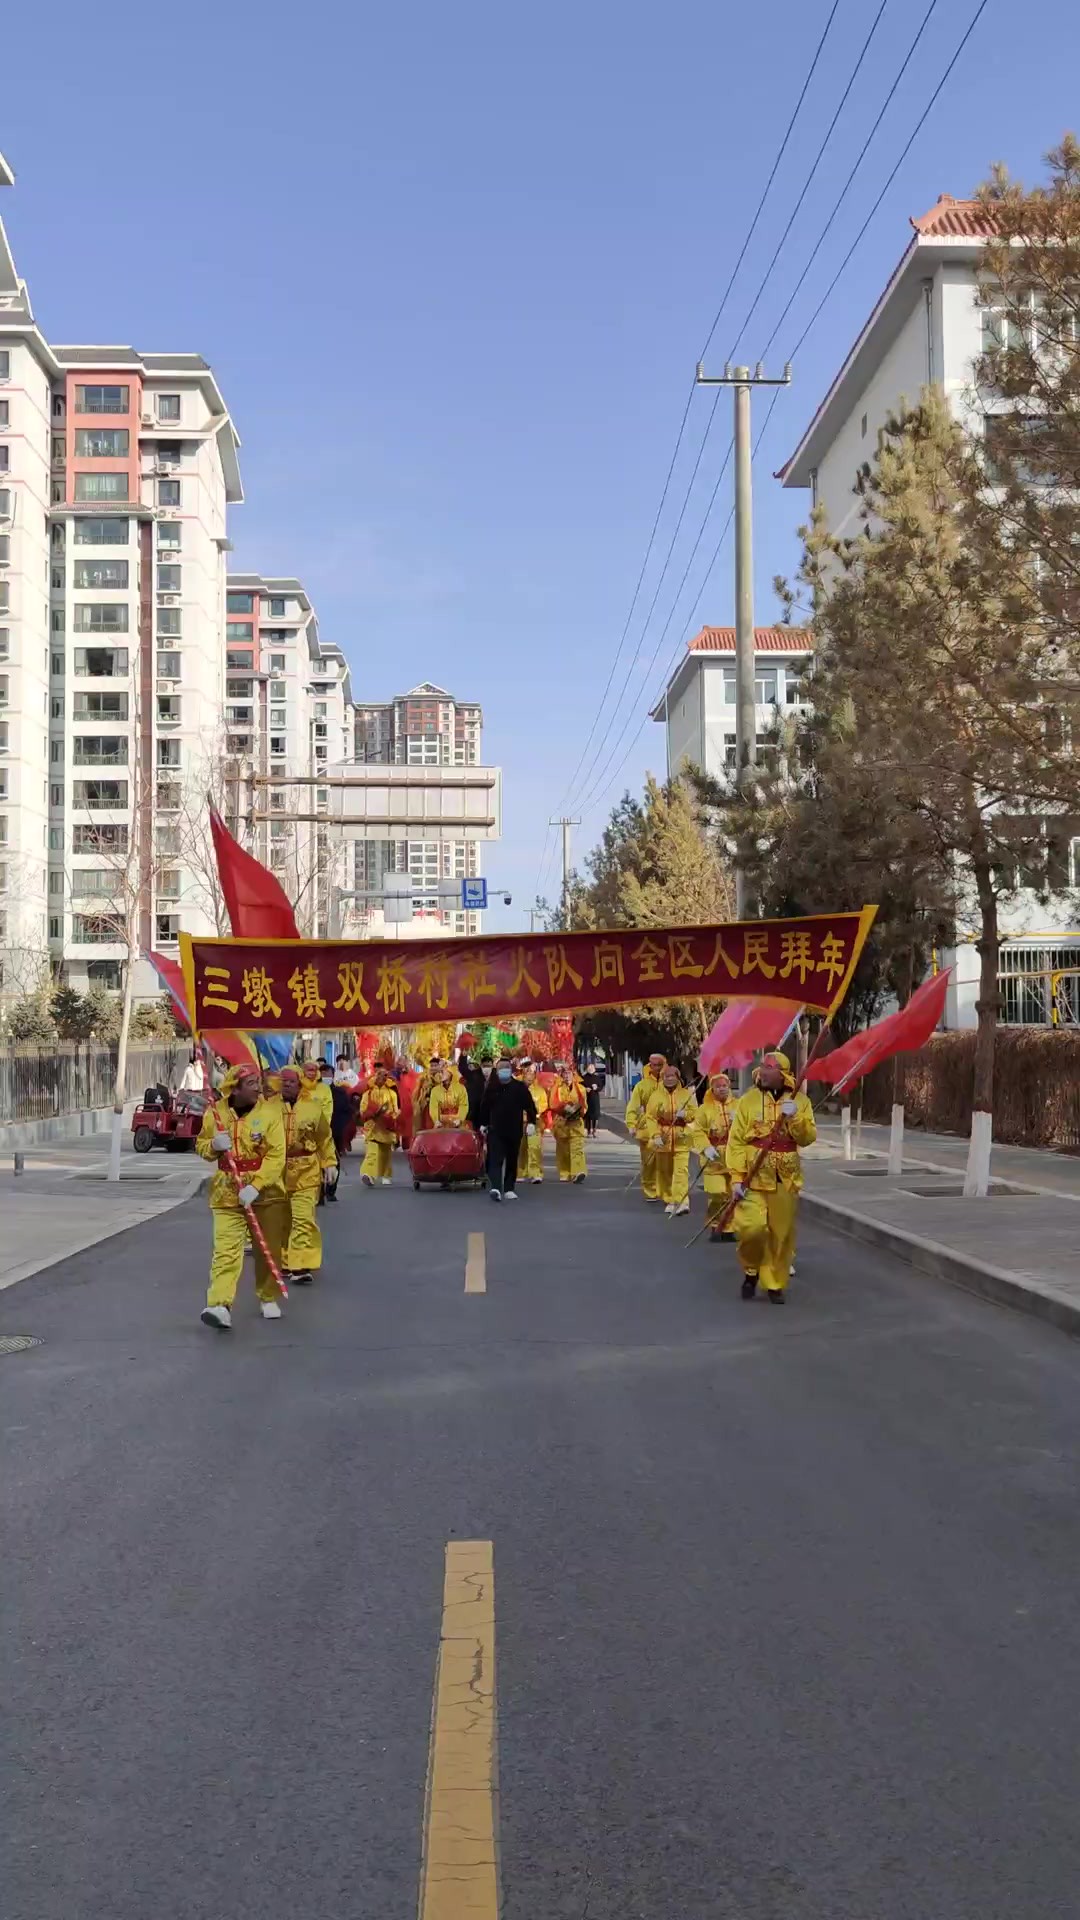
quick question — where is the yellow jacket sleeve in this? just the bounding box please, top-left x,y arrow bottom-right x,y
725,1095 -> 756,1181
625,1081 -> 645,1130
196,1104 -> 224,1163
785,1092 -> 816,1148
250,1106 -> 286,1193
316,1111 -> 337,1170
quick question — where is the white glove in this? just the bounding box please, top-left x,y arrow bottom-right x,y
236,1182 -> 259,1208
650,1136 -> 664,1150
324,1165 -> 339,1187
526,1124 -> 536,1137
211,1130 -> 231,1152
732,1182 -> 747,1201
703,1145 -> 719,1162
780,1099 -> 798,1116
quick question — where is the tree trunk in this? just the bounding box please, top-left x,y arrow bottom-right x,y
963,855 -> 998,1198
888,943 -> 916,1176
107,925 -> 137,1183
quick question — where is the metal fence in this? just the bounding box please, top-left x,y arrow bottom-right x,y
0,1044 -> 181,1126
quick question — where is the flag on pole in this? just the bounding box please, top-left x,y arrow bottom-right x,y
804,969 -> 950,1092
699,997 -> 805,1075
209,804 -> 300,940
145,948 -> 261,1070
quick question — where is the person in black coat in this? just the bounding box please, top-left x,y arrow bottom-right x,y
457,1050 -> 487,1129
478,1061 -> 537,1201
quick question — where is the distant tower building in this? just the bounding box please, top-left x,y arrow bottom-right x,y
353,683 -> 483,934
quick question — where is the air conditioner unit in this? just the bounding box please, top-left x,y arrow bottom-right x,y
141,412 -> 154,425
157,593 -> 179,606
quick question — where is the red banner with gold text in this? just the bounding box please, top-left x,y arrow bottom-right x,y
180,910 -> 876,1034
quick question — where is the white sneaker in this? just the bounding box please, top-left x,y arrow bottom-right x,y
260,1300 -> 283,1320
531,1177 -> 543,1185
381,1177 -> 393,1187
664,1203 -> 675,1217
489,1188 -> 503,1203
504,1190 -> 518,1202
361,1174 -> 374,1188
673,1200 -> 690,1216
201,1304 -> 232,1332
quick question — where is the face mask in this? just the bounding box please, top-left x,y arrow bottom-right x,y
497,1067 -> 512,1083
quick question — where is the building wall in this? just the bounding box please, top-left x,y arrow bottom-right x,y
0,336 -> 52,989
353,686 -> 484,935
661,652 -> 812,782
813,290 -> 933,540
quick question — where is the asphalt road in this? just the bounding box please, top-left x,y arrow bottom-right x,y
5,1132 -> 1080,1919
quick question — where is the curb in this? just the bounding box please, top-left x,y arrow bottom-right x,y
0,1166 -> 209,1294
802,1190 -> 1080,1339
601,1110 -> 634,1143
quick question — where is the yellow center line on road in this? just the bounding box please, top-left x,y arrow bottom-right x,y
464,1231 -> 486,1294
419,1540 -> 498,1920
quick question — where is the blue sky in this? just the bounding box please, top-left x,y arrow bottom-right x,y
4,0 -> 1078,930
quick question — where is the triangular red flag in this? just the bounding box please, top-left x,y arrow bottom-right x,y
805,970 -> 950,1090
699,997 -> 804,1074
209,805 -> 299,940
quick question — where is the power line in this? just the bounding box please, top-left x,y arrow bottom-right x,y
547,4 -> 843,838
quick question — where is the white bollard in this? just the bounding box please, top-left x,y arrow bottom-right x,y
888,1103 -> 905,1177
841,1104 -> 854,1161
962,1110 -> 992,1197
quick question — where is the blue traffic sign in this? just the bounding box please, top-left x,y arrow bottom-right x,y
461,878 -> 488,911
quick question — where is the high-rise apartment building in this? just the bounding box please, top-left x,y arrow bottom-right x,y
0,152 -> 240,999
353,682 -> 483,934
223,574 -> 353,935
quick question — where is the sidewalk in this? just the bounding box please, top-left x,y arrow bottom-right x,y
604,1099 -> 1080,1336
0,1134 -> 208,1293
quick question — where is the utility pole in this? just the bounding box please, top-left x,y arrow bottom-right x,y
549,815 -> 580,929
694,360 -> 791,920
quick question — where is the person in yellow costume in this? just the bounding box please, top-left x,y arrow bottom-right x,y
549,1061 -> 588,1183
726,1048 -> 816,1303
518,1063 -> 548,1183
429,1063 -> 470,1128
196,1062 -> 289,1331
278,1066 -> 337,1285
625,1053 -> 667,1201
260,1068 -> 283,1106
360,1064 -> 400,1187
301,1059 -> 334,1127
693,1070 -> 738,1240
643,1063 -> 698,1217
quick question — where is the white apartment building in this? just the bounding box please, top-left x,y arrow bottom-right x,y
779,192 -> 1080,1027
224,574 -> 353,935
0,152 -> 241,1003
653,626 -> 813,781
354,683 -> 484,935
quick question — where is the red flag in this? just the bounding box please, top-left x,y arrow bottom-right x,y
805,970 -> 950,1090
209,804 -> 299,940
144,948 -> 261,1070
699,997 -> 804,1074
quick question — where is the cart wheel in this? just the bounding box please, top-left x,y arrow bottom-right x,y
413,1179 -> 421,1191
133,1126 -> 155,1154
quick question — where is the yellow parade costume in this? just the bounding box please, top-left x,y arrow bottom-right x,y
428,1080 -> 470,1128
282,1092 -> 337,1276
518,1077 -> 548,1182
360,1081 -> 400,1183
301,1065 -> 334,1126
726,1052 -> 816,1295
550,1074 -> 588,1183
693,1089 -> 738,1227
196,1082 -> 288,1308
625,1063 -> 665,1200
642,1081 -> 698,1211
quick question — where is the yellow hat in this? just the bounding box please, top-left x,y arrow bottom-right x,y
221,1062 -> 261,1097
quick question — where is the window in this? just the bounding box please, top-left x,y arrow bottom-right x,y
156,824 -> 180,855
70,869 -> 120,899
52,610 -> 65,632
270,706 -> 287,726
785,671 -> 808,706
157,695 -> 180,724
157,564 -> 181,592
72,913 -> 121,944
157,870 -> 181,900
266,596 -> 286,617
74,558 -> 129,589
74,647 -> 128,676
74,517 -> 129,545
48,916 -> 60,939
227,706 -> 254,725
314,702 -> 327,718
0,535 -> 8,565
50,696 -> 62,718
73,779 -> 128,807
88,959 -> 122,988
157,394 -> 181,421
73,736 -> 128,766
0,674 -> 6,706
0,403 -> 9,428
74,691 -> 128,719
226,678 -> 254,699
982,413 -> 1058,486
74,603 -> 128,633
724,732 -> 737,770
270,735 -> 287,756
270,681 -> 286,700
0,448 -> 8,473
75,427 -> 129,458
0,815 -> 6,844
0,630 -> 8,661
0,721 -> 6,752
315,744 -> 327,760
157,652 -> 181,679
226,591 -> 253,614
157,739 -> 181,767
75,472 -> 128,502
156,782 -> 181,811
0,489 -> 9,518
75,385 -> 129,414
270,792 -> 286,812
0,351 -> 8,378
155,442 -> 181,468
226,650 -> 253,670
50,784 -> 62,805
157,478 -> 180,506
155,913 -> 179,944
226,621 -> 253,640
157,608 -> 181,636
157,521 -> 181,548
